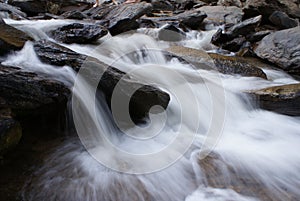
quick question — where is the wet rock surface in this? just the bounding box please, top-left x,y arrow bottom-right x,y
0,20 -> 33,56
269,11 -> 298,30
249,83 -> 300,116
50,23 -> 108,44
254,27 -> 300,76
166,46 -> 267,79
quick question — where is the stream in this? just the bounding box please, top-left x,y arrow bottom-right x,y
2,18 -> 300,201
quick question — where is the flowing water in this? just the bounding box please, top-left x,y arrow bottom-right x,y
2,19 -> 300,201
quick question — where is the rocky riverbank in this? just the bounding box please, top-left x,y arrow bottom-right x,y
0,0 -> 300,200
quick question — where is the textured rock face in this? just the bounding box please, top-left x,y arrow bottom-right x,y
0,21 -> 33,56
243,0 -> 300,20
199,6 -> 244,25
249,83 -> 300,116
0,2 -> 27,19
166,46 -> 267,79
269,11 -> 298,30
50,23 -> 108,44
254,27 -> 300,76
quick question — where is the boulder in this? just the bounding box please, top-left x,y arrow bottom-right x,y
33,40 -> 87,71
0,64 -> 70,117
226,15 -> 262,38
0,106 -> 22,155
50,23 -> 108,44
9,0 -> 46,16
0,21 -> 33,56
198,6 -> 244,25
142,9 -> 207,30
158,24 -> 186,41
247,30 -> 271,43
269,11 -> 298,30
0,2 -> 27,19
85,2 -> 152,35
254,27 -> 300,76
243,0 -> 300,21
166,46 -> 267,79
34,40 -> 170,124
249,83 -> 300,116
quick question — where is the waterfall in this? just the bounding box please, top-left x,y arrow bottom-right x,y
3,19 -> 300,201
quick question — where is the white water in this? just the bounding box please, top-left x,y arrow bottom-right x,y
2,19 -> 300,201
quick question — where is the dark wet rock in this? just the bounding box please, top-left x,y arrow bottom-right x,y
33,40 -> 87,71
222,36 -> 246,52
249,83 -> 300,116
269,11 -> 298,30
0,2 -> 27,19
0,64 -> 70,117
9,0 -> 46,16
243,0 -> 300,21
51,23 -> 108,44
0,106 -> 22,155
226,15 -> 262,38
166,46 -> 267,79
254,27 -> 300,76
247,30 -> 271,43
198,6 -> 244,25
158,24 -> 186,41
137,18 -> 157,28
143,9 -> 207,30
178,0 -> 207,10
85,2 -> 152,35
61,10 -> 88,20
217,0 -> 242,7
34,40 -> 170,124
0,21 -> 33,56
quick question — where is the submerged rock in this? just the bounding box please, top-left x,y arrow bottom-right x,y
249,83 -> 300,116
0,20 -> 33,56
166,46 -> 267,79
254,27 -> 300,76
51,23 -> 108,44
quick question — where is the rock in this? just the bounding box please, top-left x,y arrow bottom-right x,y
221,36 -> 246,52
33,40 -> 87,71
249,83 -> 300,116
247,30 -> 271,43
9,0 -> 46,16
143,9 -> 207,30
243,0 -> 300,21
61,10 -> 88,20
0,106 -> 22,155
0,2 -> 27,19
166,46 -> 267,79
0,21 -> 33,56
151,0 -> 175,12
217,0 -> 242,7
158,24 -> 186,41
226,15 -> 262,38
254,27 -> 300,76
85,2 -> 152,35
50,23 -> 108,44
198,6 -> 244,25
0,64 -> 70,117
269,11 -> 298,30
34,40 -> 170,124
